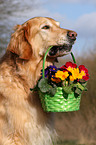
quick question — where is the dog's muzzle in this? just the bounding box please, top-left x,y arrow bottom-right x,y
48,30 -> 77,57
48,44 -> 72,56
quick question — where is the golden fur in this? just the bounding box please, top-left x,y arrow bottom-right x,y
0,17 -> 77,145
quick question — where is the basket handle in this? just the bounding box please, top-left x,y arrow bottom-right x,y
42,47 -> 76,79
42,46 -> 53,79
71,52 -> 76,64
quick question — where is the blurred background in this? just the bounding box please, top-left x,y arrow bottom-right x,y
0,0 -> 96,144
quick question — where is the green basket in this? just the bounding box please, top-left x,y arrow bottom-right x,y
39,46 -> 81,112
39,87 -> 81,112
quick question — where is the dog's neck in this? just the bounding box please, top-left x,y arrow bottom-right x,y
17,56 -> 54,89
1,51 -> 54,90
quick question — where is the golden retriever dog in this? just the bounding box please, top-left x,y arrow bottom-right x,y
0,17 -> 77,145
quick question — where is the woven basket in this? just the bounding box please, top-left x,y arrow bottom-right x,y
39,46 -> 81,112
39,87 -> 81,112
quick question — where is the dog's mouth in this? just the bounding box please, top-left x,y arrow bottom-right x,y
48,44 -> 72,57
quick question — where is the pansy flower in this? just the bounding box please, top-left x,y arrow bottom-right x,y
79,65 -> 89,81
48,65 -> 58,78
49,65 -> 58,73
41,65 -> 58,78
44,68 -> 49,78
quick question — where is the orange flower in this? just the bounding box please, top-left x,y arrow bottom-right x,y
55,70 -> 69,81
51,78 -> 61,83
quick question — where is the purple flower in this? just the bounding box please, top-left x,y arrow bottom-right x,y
44,68 -> 49,78
41,65 -> 58,78
49,65 -> 58,72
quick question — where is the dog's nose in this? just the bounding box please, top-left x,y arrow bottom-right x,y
67,31 -> 77,41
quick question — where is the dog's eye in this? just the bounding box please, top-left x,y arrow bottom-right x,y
42,25 -> 50,29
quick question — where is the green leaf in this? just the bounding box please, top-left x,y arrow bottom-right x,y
75,88 -> 82,95
82,82 -> 87,87
76,82 -> 85,91
62,80 -> 68,86
38,78 -> 57,96
80,82 -> 88,91
63,86 -> 73,94
49,87 -> 57,96
84,87 -> 88,91
38,78 -> 52,93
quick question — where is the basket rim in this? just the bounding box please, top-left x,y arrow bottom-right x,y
39,86 -> 81,98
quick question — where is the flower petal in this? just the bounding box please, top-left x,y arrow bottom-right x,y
79,65 -> 88,73
79,65 -> 89,81
65,61 -> 77,68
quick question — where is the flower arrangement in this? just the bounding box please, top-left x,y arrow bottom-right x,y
31,46 -> 89,112
38,51 -> 89,97
39,61 -> 89,97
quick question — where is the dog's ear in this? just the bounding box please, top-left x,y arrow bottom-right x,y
7,23 -> 32,60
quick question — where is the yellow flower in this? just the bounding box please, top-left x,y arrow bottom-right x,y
55,70 -> 69,81
80,70 -> 86,77
67,66 -> 73,73
69,68 -> 83,81
70,75 -> 75,81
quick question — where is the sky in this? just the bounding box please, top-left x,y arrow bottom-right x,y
0,0 -> 96,56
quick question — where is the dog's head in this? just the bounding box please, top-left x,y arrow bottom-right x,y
7,17 -> 77,60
